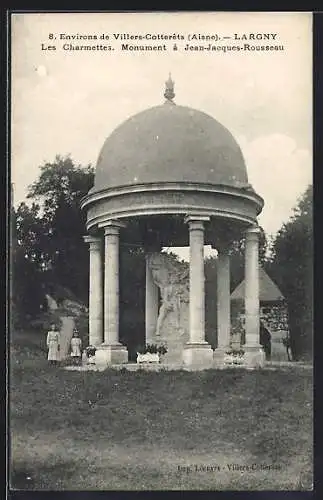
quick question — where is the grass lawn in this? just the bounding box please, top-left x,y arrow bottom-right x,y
9,331 -> 313,491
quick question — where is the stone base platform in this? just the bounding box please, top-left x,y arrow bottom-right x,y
183,342 -> 214,370
63,360 -> 312,373
95,344 -> 128,367
64,362 -> 186,372
63,346 -> 300,373
243,345 -> 266,368
64,364 -> 106,372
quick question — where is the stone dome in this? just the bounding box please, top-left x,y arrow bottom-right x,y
91,102 -> 249,194
82,81 -> 264,235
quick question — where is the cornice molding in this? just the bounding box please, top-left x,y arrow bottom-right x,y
80,182 -> 264,211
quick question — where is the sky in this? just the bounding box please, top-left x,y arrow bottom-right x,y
11,12 -> 312,260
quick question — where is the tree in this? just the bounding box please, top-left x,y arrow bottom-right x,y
266,185 -> 313,360
12,202 -> 48,327
27,155 -> 95,302
12,245 -> 47,326
229,225 -> 268,292
13,155 -> 148,347
11,156 -> 95,328
15,201 -> 47,269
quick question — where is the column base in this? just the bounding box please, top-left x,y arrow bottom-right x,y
182,343 -> 214,370
213,347 -> 230,369
95,344 -> 128,367
89,323 -> 104,348
89,338 -> 104,348
243,344 -> 266,368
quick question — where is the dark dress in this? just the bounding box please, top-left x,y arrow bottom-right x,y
260,323 -> 271,360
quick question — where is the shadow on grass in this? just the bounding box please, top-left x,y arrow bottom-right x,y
10,459 -> 80,490
10,455 -> 313,491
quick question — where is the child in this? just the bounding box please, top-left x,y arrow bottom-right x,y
46,323 -> 60,366
70,328 -> 82,364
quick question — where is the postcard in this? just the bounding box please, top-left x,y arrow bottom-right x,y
9,11 -> 313,491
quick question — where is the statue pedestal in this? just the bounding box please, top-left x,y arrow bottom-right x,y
243,345 -> 266,368
213,347 -> 228,368
157,325 -> 188,365
95,344 -> 128,367
182,343 -> 214,370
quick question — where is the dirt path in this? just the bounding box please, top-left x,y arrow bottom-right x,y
59,316 -> 75,361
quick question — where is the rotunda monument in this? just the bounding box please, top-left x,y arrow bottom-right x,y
81,75 -> 265,369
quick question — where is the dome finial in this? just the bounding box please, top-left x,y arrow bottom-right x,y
164,73 -> 175,103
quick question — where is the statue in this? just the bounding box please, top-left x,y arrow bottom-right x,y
147,252 -> 189,337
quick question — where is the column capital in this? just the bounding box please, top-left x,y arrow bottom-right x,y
83,235 -> 102,250
184,215 -> 210,230
99,219 -> 127,236
246,225 -> 261,238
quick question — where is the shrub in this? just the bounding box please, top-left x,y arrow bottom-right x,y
136,344 -> 168,355
226,349 -> 245,356
85,345 -> 96,357
29,311 -> 63,332
157,345 -> 168,356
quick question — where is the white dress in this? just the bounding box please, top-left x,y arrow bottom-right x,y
46,331 -> 60,361
70,337 -> 82,357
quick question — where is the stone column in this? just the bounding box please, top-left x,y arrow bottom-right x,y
145,255 -> 159,345
188,219 -> 206,344
214,247 -> 231,366
244,225 -> 265,367
104,224 -> 120,345
83,236 -> 103,346
183,216 -> 213,369
95,221 -> 128,366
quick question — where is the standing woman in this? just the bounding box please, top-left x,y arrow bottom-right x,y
70,328 -> 82,365
46,323 -> 60,366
